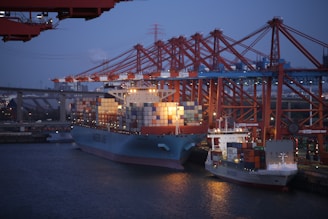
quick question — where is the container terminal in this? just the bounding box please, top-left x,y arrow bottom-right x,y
0,1 -> 328,194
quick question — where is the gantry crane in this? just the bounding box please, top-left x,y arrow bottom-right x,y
52,17 -> 328,164
0,0 -> 131,41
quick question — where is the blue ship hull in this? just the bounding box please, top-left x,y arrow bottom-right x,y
71,125 -> 206,169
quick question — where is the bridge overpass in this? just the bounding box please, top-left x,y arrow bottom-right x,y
0,86 -> 104,123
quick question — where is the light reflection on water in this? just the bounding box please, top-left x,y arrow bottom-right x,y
203,179 -> 232,218
0,143 -> 327,219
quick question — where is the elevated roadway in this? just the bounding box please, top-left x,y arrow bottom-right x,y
0,86 -> 105,123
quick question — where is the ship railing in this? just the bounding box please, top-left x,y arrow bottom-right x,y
208,127 -> 247,134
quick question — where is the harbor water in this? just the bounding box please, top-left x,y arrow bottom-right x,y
0,143 -> 327,219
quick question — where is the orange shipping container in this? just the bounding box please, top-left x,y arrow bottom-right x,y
244,156 -> 255,163
255,161 -> 260,169
243,149 -> 255,157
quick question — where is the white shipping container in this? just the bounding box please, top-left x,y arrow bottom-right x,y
227,153 -> 237,162
227,147 -> 238,155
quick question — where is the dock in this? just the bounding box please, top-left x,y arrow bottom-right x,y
291,164 -> 328,195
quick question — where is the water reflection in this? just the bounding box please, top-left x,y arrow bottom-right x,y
203,178 -> 232,217
1,143 -> 328,219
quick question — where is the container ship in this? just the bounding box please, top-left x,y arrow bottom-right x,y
205,120 -> 298,188
71,86 -> 207,169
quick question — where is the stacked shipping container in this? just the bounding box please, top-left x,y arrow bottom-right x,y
125,102 -> 184,130
180,101 -> 203,125
73,97 -> 97,126
73,97 -> 203,132
73,97 -> 119,127
96,98 -> 119,127
224,142 -> 266,170
125,101 -> 202,131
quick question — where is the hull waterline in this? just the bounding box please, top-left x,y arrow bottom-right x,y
72,126 -> 206,169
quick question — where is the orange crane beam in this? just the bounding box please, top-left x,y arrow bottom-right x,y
0,0 -> 131,41
0,17 -> 52,42
0,0 -> 130,20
